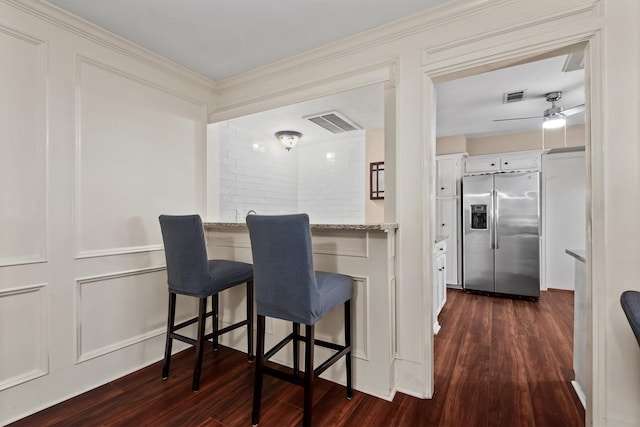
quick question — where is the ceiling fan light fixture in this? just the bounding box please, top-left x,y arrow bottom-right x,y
275,130 -> 302,151
542,112 -> 566,129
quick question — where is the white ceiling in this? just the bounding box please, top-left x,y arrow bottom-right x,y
225,53 -> 584,142
436,54 -> 585,138
226,84 -> 385,144
46,1 -> 584,139
46,0 -> 446,81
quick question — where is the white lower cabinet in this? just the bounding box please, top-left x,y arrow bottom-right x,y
436,197 -> 459,285
433,240 -> 447,334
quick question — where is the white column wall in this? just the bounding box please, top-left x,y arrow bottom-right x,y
0,1 -> 213,424
601,1 -> 640,424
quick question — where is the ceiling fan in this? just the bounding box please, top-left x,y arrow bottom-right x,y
493,91 -> 585,129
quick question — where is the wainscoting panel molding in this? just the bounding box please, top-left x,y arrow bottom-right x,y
0,284 -> 48,391
74,56 -> 207,259
0,24 -> 48,267
75,266 -> 197,363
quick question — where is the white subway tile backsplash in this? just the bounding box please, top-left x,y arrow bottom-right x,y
217,122 -> 365,223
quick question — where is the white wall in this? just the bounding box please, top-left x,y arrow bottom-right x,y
0,1 -> 212,424
215,122 -> 366,223
542,150 -> 586,290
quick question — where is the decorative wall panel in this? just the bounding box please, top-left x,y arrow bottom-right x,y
75,267 -> 195,362
0,284 -> 48,390
315,276 -> 368,360
75,57 -> 207,258
0,26 -> 47,266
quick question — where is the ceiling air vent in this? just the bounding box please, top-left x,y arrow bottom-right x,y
562,51 -> 584,72
304,111 -> 361,134
503,90 -> 526,104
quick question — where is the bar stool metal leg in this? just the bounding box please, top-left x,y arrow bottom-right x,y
193,297 -> 207,392
212,293 -> 219,351
162,292 -> 176,380
247,280 -> 254,361
345,300 -> 353,399
293,323 -> 300,375
303,325 -> 315,427
252,315 -> 266,426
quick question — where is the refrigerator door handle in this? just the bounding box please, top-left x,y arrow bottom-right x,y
493,189 -> 499,250
489,190 -> 494,249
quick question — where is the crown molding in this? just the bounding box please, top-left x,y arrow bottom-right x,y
215,0 -> 599,94
209,58 -> 395,123
3,0 -> 217,92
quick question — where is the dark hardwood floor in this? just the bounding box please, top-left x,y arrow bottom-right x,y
10,289 -> 584,426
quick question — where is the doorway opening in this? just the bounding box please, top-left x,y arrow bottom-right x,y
426,42 -> 590,426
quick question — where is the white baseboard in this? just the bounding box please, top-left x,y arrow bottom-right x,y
571,380 -> 586,408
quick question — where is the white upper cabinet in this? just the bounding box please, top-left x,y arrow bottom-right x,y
436,157 -> 460,197
464,158 -> 499,174
464,151 -> 541,175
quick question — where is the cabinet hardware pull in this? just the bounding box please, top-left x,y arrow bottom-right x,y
441,187 -> 445,190
490,163 -> 495,166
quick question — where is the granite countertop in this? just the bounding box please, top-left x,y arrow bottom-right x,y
565,249 -> 586,263
204,222 -> 398,231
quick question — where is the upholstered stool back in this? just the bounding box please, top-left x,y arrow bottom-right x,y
159,215 -> 210,297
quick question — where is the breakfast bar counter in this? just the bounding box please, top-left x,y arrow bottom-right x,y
204,221 -> 398,400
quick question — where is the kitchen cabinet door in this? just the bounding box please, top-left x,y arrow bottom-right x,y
436,198 -> 458,285
464,158 -> 499,174
500,154 -> 539,171
433,240 -> 447,334
436,158 -> 459,197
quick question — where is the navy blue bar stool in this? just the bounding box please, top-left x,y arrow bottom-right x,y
621,290 -> 640,347
246,213 -> 353,427
159,214 -> 254,392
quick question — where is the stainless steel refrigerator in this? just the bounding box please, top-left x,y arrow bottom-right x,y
462,172 -> 540,298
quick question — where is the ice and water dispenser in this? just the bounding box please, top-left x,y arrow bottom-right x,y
470,204 -> 487,230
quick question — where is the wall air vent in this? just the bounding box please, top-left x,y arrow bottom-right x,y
304,111 -> 361,134
503,90 -> 526,104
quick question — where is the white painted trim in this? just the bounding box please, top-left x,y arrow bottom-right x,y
74,266 -> 166,363
420,3 -> 601,423
0,283 -> 49,391
75,244 -> 165,260
584,29 -> 604,427
421,72 -> 437,399
354,276 -> 369,361
395,385 -> 426,400
4,0 -> 216,90
572,380 -> 587,409
210,59 -> 394,123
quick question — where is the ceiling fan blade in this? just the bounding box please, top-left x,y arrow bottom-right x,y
563,104 -> 585,116
492,115 -> 544,122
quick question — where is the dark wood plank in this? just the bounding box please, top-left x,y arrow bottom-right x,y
10,289 -> 584,427
487,298 -> 535,427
